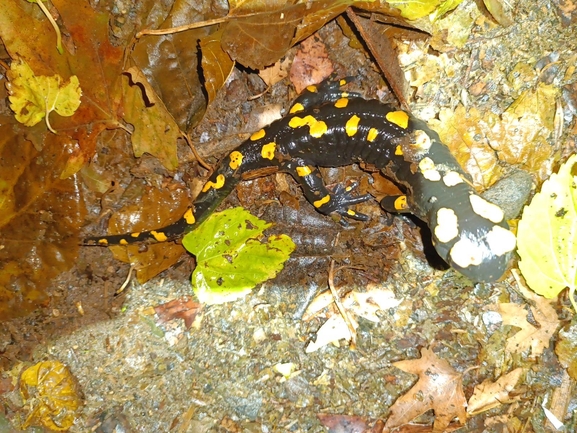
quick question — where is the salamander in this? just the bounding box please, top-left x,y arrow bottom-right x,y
84,78 -> 516,282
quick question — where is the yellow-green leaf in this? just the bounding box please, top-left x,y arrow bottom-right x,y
387,0 -> 442,20
183,207 -> 295,305
430,0 -> 465,21
517,154 -> 577,312
6,59 -> 82,133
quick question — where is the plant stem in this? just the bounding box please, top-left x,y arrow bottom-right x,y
35,0 -> 63,54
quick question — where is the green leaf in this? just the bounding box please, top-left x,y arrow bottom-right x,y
183,207 -> 295,305
387,0 -> 442,20
6,59 -> 82,133
517,154 -> 577,312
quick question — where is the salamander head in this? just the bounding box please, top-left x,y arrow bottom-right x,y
429,196 -> 517,283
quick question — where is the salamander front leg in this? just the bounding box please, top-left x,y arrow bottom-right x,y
283,159 -> 371,221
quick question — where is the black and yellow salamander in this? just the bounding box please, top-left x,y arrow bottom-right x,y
84,78 -> 516,282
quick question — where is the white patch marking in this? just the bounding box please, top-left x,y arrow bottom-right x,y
443,171 -> 464,187
469,194 -> 504,224
419,157 -> 441,181
413,130 -> 432,151
486,226 -> 516,257
450,238 -> 485,268
434,208 -> 459,243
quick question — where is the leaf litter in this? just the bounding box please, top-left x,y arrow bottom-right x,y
0,0 -> 577,431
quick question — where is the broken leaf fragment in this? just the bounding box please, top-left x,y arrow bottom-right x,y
183,207 -> 295,305
19,360 -> 83,431
6,59 -> 82,133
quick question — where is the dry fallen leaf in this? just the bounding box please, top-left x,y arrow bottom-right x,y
385,348 -> 467,432
495,277 -> 560,358
467,368 -> 525,416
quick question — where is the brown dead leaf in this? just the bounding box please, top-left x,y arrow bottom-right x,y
317,413 -> 373,432
223,2 -> 308,70
429,105 -> 501,189
467,368 -> 525,416
131,0 -> 210,132
556,320 -> 577,380
289,34 -> 334,94
123,69 -> 180,171
259,58 -> 291,88
199,28 -> 235,105
154,299 -> 202,329
108,187 -> 190,283
384,348 -> 467,433
495,278 -> 560,358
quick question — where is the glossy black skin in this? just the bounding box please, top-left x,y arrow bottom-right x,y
85,79 -> 513,282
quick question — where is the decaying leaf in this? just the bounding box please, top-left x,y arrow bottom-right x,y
430,83 -> 559,189
6,59 -> 82,133
385,348 -> 467,432
494,281 -> 560,358
555,320 -> 577,380
20,360 -> 83,431
467,368 -> 525,415
123,68 -> 180,171
107,186 -> 190,284
430,105 -> 502,188
517,154 -> 577,311
183,207 -> 295,305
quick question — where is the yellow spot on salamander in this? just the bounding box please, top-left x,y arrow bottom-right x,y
229,151 -> 244,169
202,174 -> 226,192
296,166 -> 312,177
395,145 -> 403,156
184,208 -> 196,224
345,115 -> 360,137
288,115 -> 328,138
98,238 -> 109,246
339,79 -> 347,86
335,98 -> 349,108
289,103 -> 305,114
261,142 -> 276,160
434,208 -> 459,243
130,232 -> 140,238
386,110 -> 409,129
394,195 -> 408,211
367,128 -> 378,142
347,209 -> 356,216
306,85 -> 318,93
151,231 -> 168,242
250,129 -> 266,141
119,239 -> 128,246
313,194 -> 330,208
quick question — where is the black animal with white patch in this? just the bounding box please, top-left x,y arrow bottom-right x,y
85,79 -> 516,282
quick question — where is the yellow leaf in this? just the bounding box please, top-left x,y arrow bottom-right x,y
6,59 -> 82,133
517,154 -> 577,311
20,360 -> 82,431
